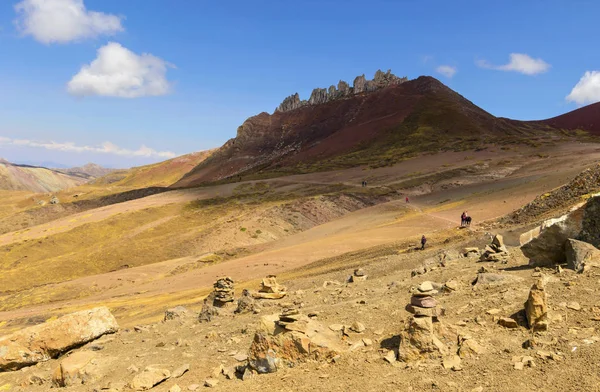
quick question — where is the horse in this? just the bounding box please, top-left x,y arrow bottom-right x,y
463,216 -> 472,226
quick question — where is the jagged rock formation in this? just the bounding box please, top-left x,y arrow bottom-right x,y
275,69 -> 407,113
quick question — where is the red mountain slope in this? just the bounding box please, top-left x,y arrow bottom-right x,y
538,102 -> 600,135
174,76 -> 569,188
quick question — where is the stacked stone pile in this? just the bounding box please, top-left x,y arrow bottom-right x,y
213,277 -> 235,307
398,282 -> 449,362
480,235 -> 510,262
406,281 -> 440,318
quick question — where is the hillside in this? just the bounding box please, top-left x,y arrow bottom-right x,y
0,159 -> 87,192
92,150 -> 213,189
175,72 -> 568,188
538,101 -> 600,135
56,163 -> 116,179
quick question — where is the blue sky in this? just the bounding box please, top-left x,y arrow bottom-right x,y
0,0 -> 599,168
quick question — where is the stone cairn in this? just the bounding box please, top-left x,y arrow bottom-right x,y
213,277 -> 235,307
480,234 -> 510,262
253,275 -> 287,300
348,268 -> 367,283
398,281 -> 448,362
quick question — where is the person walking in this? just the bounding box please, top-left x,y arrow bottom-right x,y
406,196 -> 409,203
421,235 -> 427,250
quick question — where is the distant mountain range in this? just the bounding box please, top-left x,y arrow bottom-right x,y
0,159 -> 89,193
54,163 -> 117,179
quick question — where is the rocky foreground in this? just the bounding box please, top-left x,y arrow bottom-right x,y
3,197 -> 600,390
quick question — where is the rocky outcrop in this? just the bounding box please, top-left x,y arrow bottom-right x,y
0,307 -> 118,371
275,69 -> 408,113
308,88 -> 328,105
276,93 -> 306,112
521,194 -> 600,266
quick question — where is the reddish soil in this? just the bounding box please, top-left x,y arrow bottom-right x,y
538,102 -> 600,135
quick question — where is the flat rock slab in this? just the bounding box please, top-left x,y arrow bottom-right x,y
0,307 -> 119,371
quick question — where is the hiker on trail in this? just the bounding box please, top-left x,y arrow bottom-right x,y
406,196 -> 410,203
461,211 -> 466,226
421,235 -> 427,250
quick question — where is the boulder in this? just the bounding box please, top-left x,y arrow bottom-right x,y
164,306 -> 189,321
248,312 -> 343,373
565,239 -> 600,272
521,195 -> 600,266
524,279 -> 548,331
236,290 -> 257,314
52,351 -> 97,387
0,307 -> 118,371
129,367 -> 170,391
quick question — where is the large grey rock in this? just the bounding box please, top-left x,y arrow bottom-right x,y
0,307 -> 118,371
521,194 -> 600,266
565,239 -> 600,272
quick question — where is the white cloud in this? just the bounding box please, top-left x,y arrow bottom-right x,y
566,71 -> 600,105
476,53 -> 550,75
14,0 -> 123,44
67,42 -> 173,98
436,65 -> 457,78
0,136 -> 176,158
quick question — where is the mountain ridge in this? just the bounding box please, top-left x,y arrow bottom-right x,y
175,74 -> 576,188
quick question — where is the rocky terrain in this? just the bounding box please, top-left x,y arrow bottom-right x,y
3,201 -> 600,391
4,71 -> 600,391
